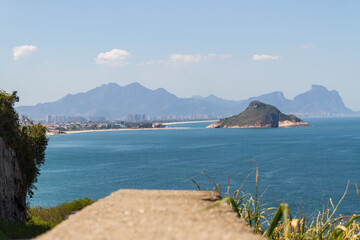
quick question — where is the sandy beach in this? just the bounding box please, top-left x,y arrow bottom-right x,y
46,127 -> 191,135
46,121 -> 217,135
162,120 -> 216,125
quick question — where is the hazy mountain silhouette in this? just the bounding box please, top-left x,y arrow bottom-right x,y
16,82 -> 355,120
292,85 -> 353,115
247,91 -> 293,113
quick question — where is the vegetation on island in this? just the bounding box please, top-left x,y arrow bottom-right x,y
193,170 -> 360,240
208,101 -> 308,128
0,198 -> 94,239
0,90 -> 48,198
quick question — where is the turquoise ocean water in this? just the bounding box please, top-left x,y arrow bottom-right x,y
30,118 -> 360,215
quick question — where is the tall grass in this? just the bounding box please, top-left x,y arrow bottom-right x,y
194,169 -> 360,239
0,197 -> 93,240
27,197 -> 94,227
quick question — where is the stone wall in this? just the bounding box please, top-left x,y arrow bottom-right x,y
0,137 -> 26,222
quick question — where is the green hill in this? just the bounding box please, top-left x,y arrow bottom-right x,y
207,101 -> 309,128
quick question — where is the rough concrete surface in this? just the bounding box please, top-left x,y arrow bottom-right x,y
35,190 -> 264,240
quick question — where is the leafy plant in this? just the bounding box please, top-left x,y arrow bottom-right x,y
195,169 -> 360,239
0,90 -> 48,198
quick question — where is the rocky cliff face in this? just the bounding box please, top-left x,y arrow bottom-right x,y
0,137 -> 26,222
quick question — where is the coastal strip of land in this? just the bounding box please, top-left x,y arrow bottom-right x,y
162,120 -> 216,125
47,127 -> 191,135
46,120 -> 219,135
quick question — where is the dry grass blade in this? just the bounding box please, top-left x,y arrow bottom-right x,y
324,181 -> 349,225
355,184 -> 360,199
238,169 -> 255,192
201,171 -> 220,194
188,177 -> 200,191
211,184 -> 221,194
226,174 -> 230,197
254,165 -> 259,211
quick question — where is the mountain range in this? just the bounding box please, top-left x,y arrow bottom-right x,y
16,82 -> 356,120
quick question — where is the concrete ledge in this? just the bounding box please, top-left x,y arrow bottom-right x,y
36,190 -> 264,240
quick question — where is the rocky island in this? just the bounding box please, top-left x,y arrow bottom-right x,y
207,101 -> 310,128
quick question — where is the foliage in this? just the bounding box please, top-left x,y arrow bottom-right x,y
279,113 -> 302,122
124,122 -> 153,128
27,197 -> 94,226
218,101 -> 302,127
0,90 -> 20,146
0,198 -> 94,239
195,169 -> 360,240
0,219 -> 51,240
0,90 -> 48,198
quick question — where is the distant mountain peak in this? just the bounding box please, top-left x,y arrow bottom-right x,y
154,87 -> 173,96
206,94 -> 220,100
98,82 -> 145,90
293,84 -> 352,115
248,100 -> 266,109
330,89 -> 340,95
99,82 -> 120,88
311,84 -> 328,91
107,82 -> 119,86
250,91 -> 286,99
272,91 -> 286,97
120,82 -> 151,93
125,82 -> 142,87
93,83 -> 122,93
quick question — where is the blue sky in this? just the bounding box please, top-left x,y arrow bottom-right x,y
1,1 -> 360,110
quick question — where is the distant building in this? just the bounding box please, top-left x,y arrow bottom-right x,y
46,115 -> 66,123
88,116 -> 106,122
127,114 -> 146,122
46,115 -> 87,123
127,114 -> 134,122
148,114 -> 211,121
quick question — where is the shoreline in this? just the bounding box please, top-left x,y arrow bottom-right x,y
47,127 -> 191,135
162,120 -> 217,125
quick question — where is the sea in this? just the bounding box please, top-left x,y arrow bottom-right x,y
30,118 -> 360,216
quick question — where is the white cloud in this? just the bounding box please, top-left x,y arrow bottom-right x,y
95,49 -> 131,66
252,54 -> 281,61
13,45 -> 38,60
300,44 -> 316,49
139,53 -> 231,66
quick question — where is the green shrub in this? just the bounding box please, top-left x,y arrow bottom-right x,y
0,90 -> 48,198
0,197 -> 94,239
0,219 -> 51,240
27,197 -> 94,226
